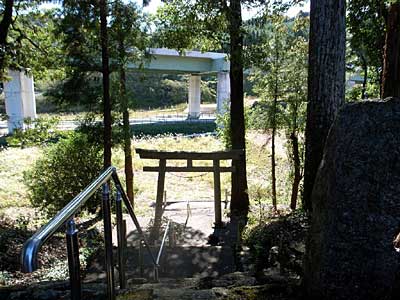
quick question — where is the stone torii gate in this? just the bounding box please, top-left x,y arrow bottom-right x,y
3,48 -> 230,132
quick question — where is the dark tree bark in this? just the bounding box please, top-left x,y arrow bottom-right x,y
302,0 -> 346,212
271,48 -> 278,211
228,0 -> 249,218
290,130 -> 301,210
99,0 -> 112,169
0,0 -> 14,78
117,25 -> 134,206
271,121 -> 277,210
382,3 -> 400,99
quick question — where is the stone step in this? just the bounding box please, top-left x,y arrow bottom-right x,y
126,245 -> 238,278
85,245 -> 248,281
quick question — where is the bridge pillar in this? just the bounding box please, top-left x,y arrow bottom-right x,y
217,72 -> 230,114
4,70 -> 36,133
188,75 -> 201,119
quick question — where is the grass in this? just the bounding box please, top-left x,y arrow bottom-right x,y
0,130 -> 296,220
131,134 -> 228,211
0,147 -> 43,209
132,121 -> 216,136
0,129 -> 298,287
37,103 -> 189,121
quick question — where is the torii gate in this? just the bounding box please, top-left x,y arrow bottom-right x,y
3,48 -> 231,132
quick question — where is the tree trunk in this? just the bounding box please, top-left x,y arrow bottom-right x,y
228,0 -> 249,218
361,54 -> 368,99
118,37 -> 134,206
290,131 -> 301,210
271,123 -> 277,210
99,0 -> 112,169
303,0 -> 346,212
271,45 -> 278,211
382,3 -> 400,99
0,0 -> 14,78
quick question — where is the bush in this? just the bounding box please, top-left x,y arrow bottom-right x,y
216,110 -> 231,149
244,211 -> 309,275
24,132 -> 103,216
6,117 -> 65,147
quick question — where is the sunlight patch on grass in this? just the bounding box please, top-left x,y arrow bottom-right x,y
0,147 -> 42,209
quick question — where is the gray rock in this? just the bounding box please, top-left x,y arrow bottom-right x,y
211,272 -> 257,287
304,98 -> 400,300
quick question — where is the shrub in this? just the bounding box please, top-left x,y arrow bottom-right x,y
244,211 -> 309,275
6,117 -> 64,147
216,106 -> 251,149
24,132 -> 103,216
216,109 -> 231,149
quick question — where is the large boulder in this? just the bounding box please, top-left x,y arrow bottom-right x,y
304,97 -> 400,300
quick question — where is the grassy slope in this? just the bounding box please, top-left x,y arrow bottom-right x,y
0,132 -> 293,218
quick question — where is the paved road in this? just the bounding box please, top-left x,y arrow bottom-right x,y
0,114 -> 216,134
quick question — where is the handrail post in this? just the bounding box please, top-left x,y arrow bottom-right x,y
66,218 -> 82,300
154,266 -> 159,282
213,159 -> 222,228
102,183 -> 116,300
115,190 -> 127,289
139,240 -> 144,278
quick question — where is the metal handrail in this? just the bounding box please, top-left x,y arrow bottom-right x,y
21,166 -> 116,273
21,166 -> 159,300
156,220 -> 171,265
154,220 -> 172,281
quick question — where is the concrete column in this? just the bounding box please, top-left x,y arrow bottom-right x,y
217,72 -> 231,114
4,70 -> 36,133
188,75 -> 201,119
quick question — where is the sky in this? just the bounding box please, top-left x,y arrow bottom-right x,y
137,0 -> 310,20
42,0 -> 310,20
41,1 -> 310,20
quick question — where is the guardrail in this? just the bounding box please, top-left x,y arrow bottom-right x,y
21,166 -> 159,300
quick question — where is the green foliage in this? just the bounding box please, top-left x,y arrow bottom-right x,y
216,109 -> 232,149
347,0 -> 387,92
50,0 -> 149,109
45,71 -> 217,111
153,0 -> 228,52
0,1 -> 63,81
5,117 -> 64,147
247,14 -> 308,131
245,14 -> 308,209
24,132 -> 103,216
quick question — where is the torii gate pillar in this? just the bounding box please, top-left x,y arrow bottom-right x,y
188,75 -> 201,119
217,72 -> 230,114
4,70 -> 36,133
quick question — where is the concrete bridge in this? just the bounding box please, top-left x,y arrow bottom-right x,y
3,48 -> 231,133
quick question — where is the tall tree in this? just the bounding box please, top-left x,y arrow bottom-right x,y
303,0 -> 346,211
248,14 -> 308,210
382,2 -> 400,98
155,0 -> 249,217
227,0 -> 249,217
110,1 -> 148,205
347,0 -> 386,99
99,0 -> 112,169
